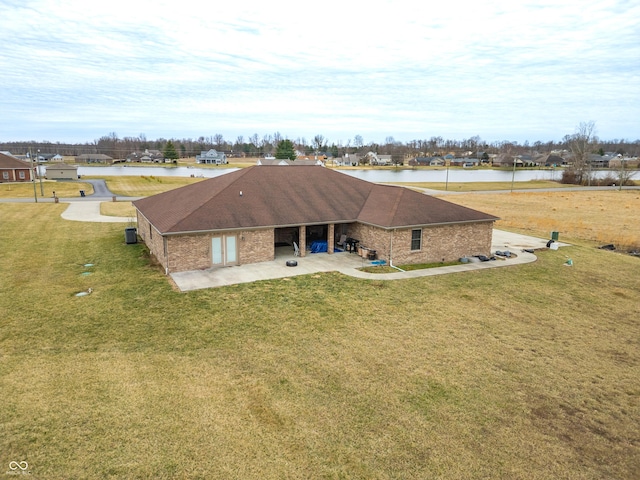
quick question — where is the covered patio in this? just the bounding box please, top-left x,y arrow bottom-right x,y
169,229 -> 570,291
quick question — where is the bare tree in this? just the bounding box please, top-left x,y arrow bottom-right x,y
249,133 -> 261,156
312,134 -> 327,154
568,121 -> 599,185
612,159 -> 637,190
212,134 -> 225,149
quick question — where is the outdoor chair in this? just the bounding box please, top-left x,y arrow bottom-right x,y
337,234 -> 347,249
293,242 -> 300,256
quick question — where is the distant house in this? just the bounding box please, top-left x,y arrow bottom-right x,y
196,149 -> 227,165
492,154 -> 520,167
127,149 -> 164,163
449,158 -> 469,167
258,158 -> 323,166
409,157 -> 427,166
36,153 -> 63,162
0,152 -> 33,182
589,154 -> 610,168
75,154 -> 113,164
133,165 -> 498,274
45,164 -> 78,180
368,152 -> 393,166
535,154 -> 564,167
408,157 -> 443,166
256,158 -> 291,166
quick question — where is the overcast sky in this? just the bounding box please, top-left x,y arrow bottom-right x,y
1,0 -> 638,146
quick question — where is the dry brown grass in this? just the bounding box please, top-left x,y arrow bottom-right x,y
0,180 -> 93,198
1,190 -> 639,478
99,201 -> 136,217
99,175 -> 205,196
440,190 -> 640,250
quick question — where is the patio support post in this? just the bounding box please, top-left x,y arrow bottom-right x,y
327,224 -> 335,254
299,226 -> 306,257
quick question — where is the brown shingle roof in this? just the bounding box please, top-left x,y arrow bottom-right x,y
0,152 -> 31,169
133,166 -> 497,234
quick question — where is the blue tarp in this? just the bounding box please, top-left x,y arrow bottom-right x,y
310,241 -> 328,253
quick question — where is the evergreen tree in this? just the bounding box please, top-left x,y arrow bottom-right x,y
275,139 -> 296,160
163,140 -> 179,160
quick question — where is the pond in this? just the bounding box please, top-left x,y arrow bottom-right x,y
70,165 -> 610,183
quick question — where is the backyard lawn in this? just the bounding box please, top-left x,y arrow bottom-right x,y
1,191 -> 639,479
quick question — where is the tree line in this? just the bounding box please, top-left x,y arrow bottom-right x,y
2,127 -> 639,160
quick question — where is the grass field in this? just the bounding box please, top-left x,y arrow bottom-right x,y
0,180 -> 94,198
441,190 -> 640,250
95,175 -> 205,197
396,180 -> 576,192
1,192 -> 639,478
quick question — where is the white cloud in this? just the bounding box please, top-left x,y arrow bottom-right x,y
0,0 -> 638,143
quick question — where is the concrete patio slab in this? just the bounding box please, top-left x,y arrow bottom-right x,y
170,229 -> 571,291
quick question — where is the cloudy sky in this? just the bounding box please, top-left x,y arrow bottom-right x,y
1,0 -> 638,146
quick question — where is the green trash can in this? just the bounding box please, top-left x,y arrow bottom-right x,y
551,231 -> 559,241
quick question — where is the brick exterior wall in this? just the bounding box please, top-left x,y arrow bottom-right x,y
390,222 -> 494,265
137,212 -> 167,270
349,221 -> 494,265
137,210 -> 276,273
238,229 -> 275,265
349,223 -> 391,259
137,207 -> 494,273
0,168 -> 32,182
167,234 -> 212,272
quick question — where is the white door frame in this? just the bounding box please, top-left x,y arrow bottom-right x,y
212,235 -> 238,266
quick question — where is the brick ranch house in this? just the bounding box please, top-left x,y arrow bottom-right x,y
0,152 -> 33,182
133,165 -> 498,274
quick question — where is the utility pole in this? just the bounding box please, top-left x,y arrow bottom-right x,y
445,159 -> 450,191
38,149 -> 44,196
28,148 -> 38,203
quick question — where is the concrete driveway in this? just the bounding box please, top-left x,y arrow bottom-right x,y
170,230 -> 570,291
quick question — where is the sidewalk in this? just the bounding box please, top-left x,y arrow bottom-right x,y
61,200 -> 135,223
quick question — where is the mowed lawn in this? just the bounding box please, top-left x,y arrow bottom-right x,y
1,196 -> 639,478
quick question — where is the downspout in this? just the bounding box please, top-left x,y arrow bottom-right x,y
164,236 -> 169,275
388,229 -> 404,272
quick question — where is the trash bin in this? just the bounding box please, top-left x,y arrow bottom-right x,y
367,250 -> 377,260
79,190 -> 85,197
551,231 -> 559,241
124,227 -> 137,244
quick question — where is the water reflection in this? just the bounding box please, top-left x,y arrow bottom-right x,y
71,165 -> 608,183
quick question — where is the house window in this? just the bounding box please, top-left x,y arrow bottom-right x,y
19,171 -> 25,179
411,229 -> 422,251
2,172 -> 8,180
